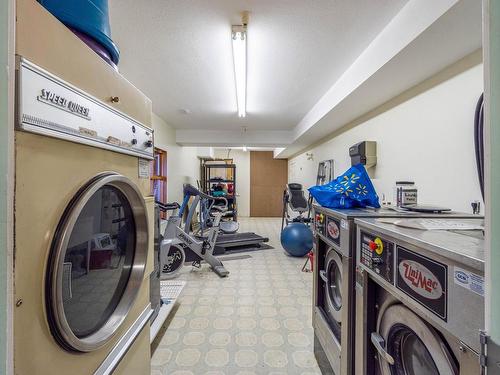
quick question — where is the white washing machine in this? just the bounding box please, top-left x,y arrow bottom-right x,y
355,218 -> 484,375
14,59 -> 155,374
312,205 -> 482,375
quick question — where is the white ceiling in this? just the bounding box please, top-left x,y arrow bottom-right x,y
109,0 -> 408,131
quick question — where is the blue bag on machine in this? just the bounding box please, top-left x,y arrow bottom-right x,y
308,164 -> 380,209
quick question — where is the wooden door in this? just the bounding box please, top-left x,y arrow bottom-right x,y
250,151 -> 288,217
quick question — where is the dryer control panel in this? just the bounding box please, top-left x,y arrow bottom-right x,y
360,231 -> 394,283
17,58 -> 154,160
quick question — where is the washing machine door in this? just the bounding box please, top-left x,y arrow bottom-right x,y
374,304 -> 458,375
46,173 -> 149,352
324,247 -> 343,323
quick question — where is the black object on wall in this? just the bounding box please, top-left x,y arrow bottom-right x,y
474,94 -> 484,200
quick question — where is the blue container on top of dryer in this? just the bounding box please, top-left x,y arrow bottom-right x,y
39,0 -> 120,65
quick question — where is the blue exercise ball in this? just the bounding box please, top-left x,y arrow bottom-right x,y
281,223 -> 313,257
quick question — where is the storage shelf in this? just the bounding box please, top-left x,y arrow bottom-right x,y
201,160 -> 237,221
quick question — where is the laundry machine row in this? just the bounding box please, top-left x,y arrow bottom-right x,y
354,218 -> 485,375
311,204 -> 482,375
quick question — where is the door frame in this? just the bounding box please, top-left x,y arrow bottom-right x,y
1,0 -> 15,373
484,0 -> 500,371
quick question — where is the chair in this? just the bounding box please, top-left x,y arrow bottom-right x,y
281,183 -> 311,230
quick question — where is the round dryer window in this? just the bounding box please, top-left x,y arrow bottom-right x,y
324,248 -> 343,323
376,304 -> 458,375
46,173 -> 149,352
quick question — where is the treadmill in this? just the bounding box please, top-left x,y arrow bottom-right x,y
184,230 -> 269,262
200,194 -> 269,256
182,190 -> 270,261
215,232 -> 269,254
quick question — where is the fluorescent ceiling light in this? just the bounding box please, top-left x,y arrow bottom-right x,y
232,24 -> 247,118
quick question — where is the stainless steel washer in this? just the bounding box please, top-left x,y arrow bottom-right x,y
323,248 -> 344,324
312,205 -> 481,375
355,218 -> 484,375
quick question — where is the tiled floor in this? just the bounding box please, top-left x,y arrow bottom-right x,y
151,217 -> 322,375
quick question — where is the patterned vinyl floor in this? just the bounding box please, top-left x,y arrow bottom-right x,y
151,217 -> 321,375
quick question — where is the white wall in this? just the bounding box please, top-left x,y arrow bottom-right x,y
152,113 -> 199,205
213,149 -> 251,217
289,64 -> 484,213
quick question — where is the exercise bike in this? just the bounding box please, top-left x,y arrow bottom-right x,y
159,184 -> 230,279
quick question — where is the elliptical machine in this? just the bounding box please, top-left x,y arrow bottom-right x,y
159,184 -> 230,278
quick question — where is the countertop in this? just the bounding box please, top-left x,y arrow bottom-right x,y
313,203 -> 482,220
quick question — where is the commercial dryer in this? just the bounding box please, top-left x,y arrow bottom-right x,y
14,58 -> 155,374
312,205 -> 481,375
355,218 -> 484,375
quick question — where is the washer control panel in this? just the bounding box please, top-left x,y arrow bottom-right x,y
314,212 -> 326,236
360,231 -> 394,283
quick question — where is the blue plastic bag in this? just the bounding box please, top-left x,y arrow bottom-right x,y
308,164 -> 380,209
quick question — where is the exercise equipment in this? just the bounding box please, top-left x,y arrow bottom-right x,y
192,190 -> 269,258
215,232 -> 269,252
219,221 -> 239,234
280,162 -> 333,256
301,251 -> 314,273
281,222 -> 313,257
281,183 -> 312,231
281,183 -> 313,256
159,184 -> 229,278
199,196 -> 240,235
201,162 -> 237,221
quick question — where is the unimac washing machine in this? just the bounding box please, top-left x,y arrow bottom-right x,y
355,218 -> 484,375
312,205 -> 481,375
14,58 -> 155,374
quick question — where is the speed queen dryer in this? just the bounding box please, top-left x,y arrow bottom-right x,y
14,58 -> 155,374
355,218 -> 484,375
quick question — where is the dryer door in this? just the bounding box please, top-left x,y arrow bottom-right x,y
374,304 -> 458,375
324,247 -> 343,323
46,173 -> 149,352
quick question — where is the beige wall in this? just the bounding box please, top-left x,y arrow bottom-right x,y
289,63 -> 484,213
152,113 -> 199,205
214,149 -> 250,217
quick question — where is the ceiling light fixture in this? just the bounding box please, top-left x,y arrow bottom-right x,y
243,146 -> 248,152
232,12 -> 249,118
